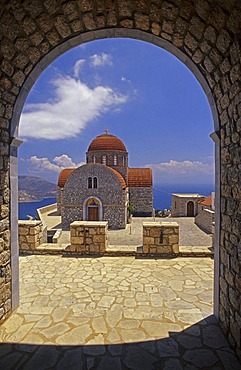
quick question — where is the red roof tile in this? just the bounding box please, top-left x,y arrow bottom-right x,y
108,167 -> 127,189
198,195 -> 212,206
57,166 -> 127,189
88,134 -> 127,152
58,168 -> 75,187
128,168 -> 152,188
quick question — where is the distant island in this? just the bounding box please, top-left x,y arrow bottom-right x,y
18,176 -> 56,202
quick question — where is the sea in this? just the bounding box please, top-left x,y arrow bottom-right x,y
18,197 -> 56,220
18,183 -> 214,220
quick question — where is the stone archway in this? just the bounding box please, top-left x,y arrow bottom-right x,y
0,0 -> 240,356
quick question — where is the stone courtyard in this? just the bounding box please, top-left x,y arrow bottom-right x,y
0,254 -> 240,369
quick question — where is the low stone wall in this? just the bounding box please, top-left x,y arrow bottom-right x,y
143,222 -> 179,255
37,202 -> 57,218
19,221 -> 47,252
195,209 -> 215,234
70,221 -> 108,254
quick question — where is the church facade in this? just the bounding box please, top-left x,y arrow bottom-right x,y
57,132 -> 153,229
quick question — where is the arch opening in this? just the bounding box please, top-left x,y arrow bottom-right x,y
8,32 -> 219,346
187,201 -> 195,217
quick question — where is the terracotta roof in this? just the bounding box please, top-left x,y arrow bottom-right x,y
88,134 -> 127,152
108,167 -> 127,189
58,168 -> 75,187
198,195 -> 212,206
57,165 -> 126,190
128,168 -> 152,188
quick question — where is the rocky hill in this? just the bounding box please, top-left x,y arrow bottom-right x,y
18,176 -> 56,202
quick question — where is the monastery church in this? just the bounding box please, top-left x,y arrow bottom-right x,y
57,131 -> 153,229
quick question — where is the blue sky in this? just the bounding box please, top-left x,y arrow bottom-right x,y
19,38 -> 214,185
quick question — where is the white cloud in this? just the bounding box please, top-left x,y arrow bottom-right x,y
148,160 -> 213,174
90,52 -> 113,67
121,76 -> 131,83
29,154 -> 84,173
19,76 -> 128,140
73,59 -> 85,78
146,160 -> 214,181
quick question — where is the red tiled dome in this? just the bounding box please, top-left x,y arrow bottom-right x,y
88,134 -> 127,152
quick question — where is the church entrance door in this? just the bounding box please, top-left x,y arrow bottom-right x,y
88,207 -> 99,221
187,201 -> 194,217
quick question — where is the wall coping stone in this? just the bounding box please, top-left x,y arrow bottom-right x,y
143,222 -> 179,227
70,221 -> 108,227
18,220 -> 42,226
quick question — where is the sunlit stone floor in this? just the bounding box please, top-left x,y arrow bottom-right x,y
0,255 -> 240,369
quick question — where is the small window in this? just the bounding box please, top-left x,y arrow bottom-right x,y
88,177 -> 92,189
93,177 -> 98,189
102,155 -> 107,165
175,201 -> 176,209
92,156 -> 96,163
114,155 -> 117,166
123,156 -> 125,166
86,157 -> 89,163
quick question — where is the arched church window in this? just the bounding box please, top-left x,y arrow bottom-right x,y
114,155 -> 117,166
92,156 -> 96,163
88,177 -> 92,189
102,155 -> 107,165
93,177 -> 98,189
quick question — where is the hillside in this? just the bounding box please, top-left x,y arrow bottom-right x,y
18,176 -> 56,202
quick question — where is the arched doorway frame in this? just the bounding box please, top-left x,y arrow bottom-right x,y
10,28 -> 220,318
83,196 -> 103,222
186,200 -> 195,217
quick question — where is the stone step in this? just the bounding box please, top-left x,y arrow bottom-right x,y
19,243 -> 214,258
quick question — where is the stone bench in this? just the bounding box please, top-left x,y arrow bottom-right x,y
143,222 -> 179,255
70,221 -> 108,254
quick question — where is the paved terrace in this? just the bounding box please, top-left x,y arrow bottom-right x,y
0,255 -> 240,369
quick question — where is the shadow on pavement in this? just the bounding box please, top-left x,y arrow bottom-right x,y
0,315 -> 240,369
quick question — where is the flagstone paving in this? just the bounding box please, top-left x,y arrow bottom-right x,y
0,255 -> 240,369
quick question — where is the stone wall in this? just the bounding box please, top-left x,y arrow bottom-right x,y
0,242 -> 11,324
86,149 -> 128,182
70,221 -> 107,254
0,0 -> 240,358
18,220 -> 46,252
129,187 -> 153,216
195,208 -> 215,234
62,163 -> 127,229
56,187 -> 62,215
143,222 -> 179,255
0,144 -> 11,323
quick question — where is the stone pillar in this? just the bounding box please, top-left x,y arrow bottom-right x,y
143,222 -> 179,255
10,138 -> 22,311
212,222 -> 215,248
210,131 -> 221,319
18,221 -> 45,252
70,221 -> 108,254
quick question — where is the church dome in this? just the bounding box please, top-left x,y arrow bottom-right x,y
88,133 -> 127,152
